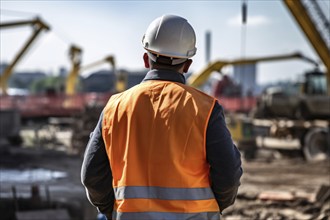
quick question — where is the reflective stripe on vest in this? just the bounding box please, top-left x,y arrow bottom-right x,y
112,211 -> 220,220
113,198 -> 220,213
114,186 -> 214,200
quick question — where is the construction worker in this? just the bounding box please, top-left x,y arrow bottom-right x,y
81,14 -> 242,220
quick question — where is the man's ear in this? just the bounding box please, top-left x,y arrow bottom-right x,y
143,53 -> 150,68
183,59 -> 192,73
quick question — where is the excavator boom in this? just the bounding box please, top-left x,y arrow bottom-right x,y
64,44 -> 116,95
0,18 -> 49,29
0,17 -> 50,95
187,52 -> 317,88
65,45 -> 83,95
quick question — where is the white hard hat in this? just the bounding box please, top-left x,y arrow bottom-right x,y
142,14 -> 197,65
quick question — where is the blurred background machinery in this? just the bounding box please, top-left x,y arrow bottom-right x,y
187,0 -> 330,161
0,0 -> 329,160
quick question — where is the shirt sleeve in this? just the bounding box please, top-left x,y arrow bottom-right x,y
206,101 -> 243,212
81,111 -> 114,220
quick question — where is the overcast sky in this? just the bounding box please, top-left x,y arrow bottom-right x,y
1,0 -> 329,84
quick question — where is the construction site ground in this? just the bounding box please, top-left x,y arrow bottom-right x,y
0,127 -> 329,220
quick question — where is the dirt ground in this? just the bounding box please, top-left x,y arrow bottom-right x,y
224,150 -> 330,220
0,136 -> 329,220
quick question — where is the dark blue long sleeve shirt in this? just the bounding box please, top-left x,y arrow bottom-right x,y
81,69 -> 243,219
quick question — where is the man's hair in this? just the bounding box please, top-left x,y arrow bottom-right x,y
149,53 -> 186,71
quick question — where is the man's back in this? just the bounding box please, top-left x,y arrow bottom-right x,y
102,79 -> 221,215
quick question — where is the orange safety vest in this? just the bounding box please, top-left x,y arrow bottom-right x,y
102,80 -> 220,220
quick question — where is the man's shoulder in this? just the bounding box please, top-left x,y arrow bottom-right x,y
183,84 -> 216,102
107,83 -> 145,103
112,84 -> 142,97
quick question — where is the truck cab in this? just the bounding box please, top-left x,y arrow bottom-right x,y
257,71 -> 330,120
300,71 -> 329,118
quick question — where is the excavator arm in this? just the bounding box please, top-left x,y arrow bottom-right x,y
0,17 -> 50,95
65,45 -> 116,95
79,55 -> 115,72
65,45 -> 83,95
282,0 -> 330,94
187,52 -> 318,88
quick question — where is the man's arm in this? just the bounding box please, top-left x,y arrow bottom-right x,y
81,111 -> 114,219
206,101 -> 243,212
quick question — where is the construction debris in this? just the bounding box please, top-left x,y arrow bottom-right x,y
222,158 -> 330,220
224,191 -> 330,220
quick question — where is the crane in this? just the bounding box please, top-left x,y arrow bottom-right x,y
0,17 -> 50,95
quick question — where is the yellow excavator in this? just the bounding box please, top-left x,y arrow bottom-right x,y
187,52 -> 319,88
63,45 -> 121,153
283,0 -> 330,95
64,45 -> 116,95
187,0 -> 330,161
187,51 -> 320,116
0,17 -> 50,145
193,51 -> 319,144
0,17 -> 50,95
188,0 -> 329,95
